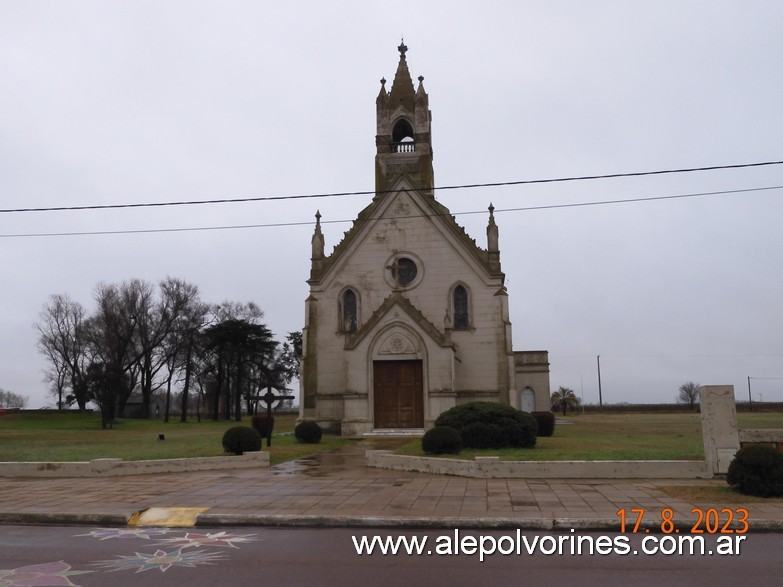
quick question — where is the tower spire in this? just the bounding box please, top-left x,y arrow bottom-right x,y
487,203 -> 500,271
375,43 -> 434,195
311,210 -> 325,276
388,40 -> 415,111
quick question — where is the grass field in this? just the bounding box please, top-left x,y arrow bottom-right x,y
0,411 -> 354,466
397,412 -> 783,461
1,410 -> 781,465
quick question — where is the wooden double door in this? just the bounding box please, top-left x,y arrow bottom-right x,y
373,360 -> 423,428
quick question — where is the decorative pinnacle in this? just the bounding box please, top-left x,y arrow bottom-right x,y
488,203 -> 495,216
398,40 -> 408,58
418,75 -> 424,83
315,210 -> 322,223
380,77 -> 386,86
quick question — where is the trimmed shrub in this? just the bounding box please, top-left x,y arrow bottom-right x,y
295,420 -> 323,444
421,425 -> 462,455
222,426 -> 262,455
532,411 -> 556,437
727,445 -> 783,497
435,401 -> 538,449
251,414 -> 275,438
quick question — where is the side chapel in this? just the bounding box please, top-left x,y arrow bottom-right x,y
300,44 -> 550,435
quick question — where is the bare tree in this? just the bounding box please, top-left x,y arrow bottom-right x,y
37,283 -> 289,426
0,388 -> 28,408
163,280 -> 208,423
213,300 -> 264,323
87,280 -> 151,427
135,277 -> 204,419
678,381 -> 701,410
36,294 -> 91,409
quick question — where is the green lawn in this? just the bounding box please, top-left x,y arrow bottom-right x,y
659,483 -> 783,504
398,412 -> 783,461
0,412 -> 354,465
2,410 -> 781,465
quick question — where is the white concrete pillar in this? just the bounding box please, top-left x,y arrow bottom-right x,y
699,385 -> 740,475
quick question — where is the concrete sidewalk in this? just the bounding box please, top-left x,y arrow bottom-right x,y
2,438 -> 782,531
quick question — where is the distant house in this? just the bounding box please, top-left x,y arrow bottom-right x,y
299,44 -> 550,435
121,393 -> 166,419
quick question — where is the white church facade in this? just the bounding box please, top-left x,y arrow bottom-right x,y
299,44 -> 550,435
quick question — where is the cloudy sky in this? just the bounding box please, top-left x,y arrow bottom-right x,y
2,1 -> 782,408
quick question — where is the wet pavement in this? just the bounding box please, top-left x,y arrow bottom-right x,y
1,438 -> 783,530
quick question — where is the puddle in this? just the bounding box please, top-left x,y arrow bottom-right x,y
270,437 -> 411,478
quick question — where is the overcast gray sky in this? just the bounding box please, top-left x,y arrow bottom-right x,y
2,1 -> 782,408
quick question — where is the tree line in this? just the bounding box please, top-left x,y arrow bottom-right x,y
0,388 -> 28,409
36,277 -> 300,428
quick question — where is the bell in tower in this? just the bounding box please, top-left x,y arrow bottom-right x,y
375,42 -> 434,196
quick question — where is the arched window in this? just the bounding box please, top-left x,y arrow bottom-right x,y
342,289 -> 358,333
392,118 -> 414,142
392,119 -> 415,153
453,285 -> 469,329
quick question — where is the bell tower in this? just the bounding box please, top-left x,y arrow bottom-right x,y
375,42 -> 434,196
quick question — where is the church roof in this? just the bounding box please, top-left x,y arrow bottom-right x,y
308,180 -> 503,285
309,44 -> 504,286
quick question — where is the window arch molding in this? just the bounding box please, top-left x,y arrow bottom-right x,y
449,282 -> 472,330
338,286 -> 361,333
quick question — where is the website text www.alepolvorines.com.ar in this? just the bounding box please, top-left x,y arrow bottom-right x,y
352,529 -> 747,562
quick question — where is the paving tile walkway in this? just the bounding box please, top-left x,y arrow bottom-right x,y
1,438 -> 782,530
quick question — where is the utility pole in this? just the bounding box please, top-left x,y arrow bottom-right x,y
747,376 -> 753,412
597,355 -> 603,409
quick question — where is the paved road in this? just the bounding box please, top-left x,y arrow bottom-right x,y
1,525 -> 781,587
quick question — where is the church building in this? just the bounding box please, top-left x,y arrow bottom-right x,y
300,44 -> 550,435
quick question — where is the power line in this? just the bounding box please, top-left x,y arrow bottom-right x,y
2,184 -> 780,239
555,354 -> 783,359
2,160 -> 782,214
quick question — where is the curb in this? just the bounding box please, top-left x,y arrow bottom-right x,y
4,512 -> 783,532
0,512 -> 130,526
197,514 -> 556,530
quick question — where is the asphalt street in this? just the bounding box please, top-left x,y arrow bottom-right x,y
2,525 -> 782,587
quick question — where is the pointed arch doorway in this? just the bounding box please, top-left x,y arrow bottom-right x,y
373,360 -> 423,428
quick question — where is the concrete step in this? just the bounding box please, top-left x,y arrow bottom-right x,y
363,428 -> 425,437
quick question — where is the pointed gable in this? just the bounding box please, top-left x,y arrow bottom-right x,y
344,292 -> 453,350
308,176 -> 504,286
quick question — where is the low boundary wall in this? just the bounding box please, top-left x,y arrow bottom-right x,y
366,451 -> 711,479
0,451 -> 269,478
739,428 -> 783,449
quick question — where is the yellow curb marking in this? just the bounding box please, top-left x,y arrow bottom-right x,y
129,507 -> 210,527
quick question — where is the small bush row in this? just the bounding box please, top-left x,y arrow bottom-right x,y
727,445 -> 783,497
532,411 -> 555,437
435,401 -> 538,449
421,425 -> 462,454
222,426 -> 262,455
295,420 -> 322,444
222,419 -> 324,454
422,402 -> 540,454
